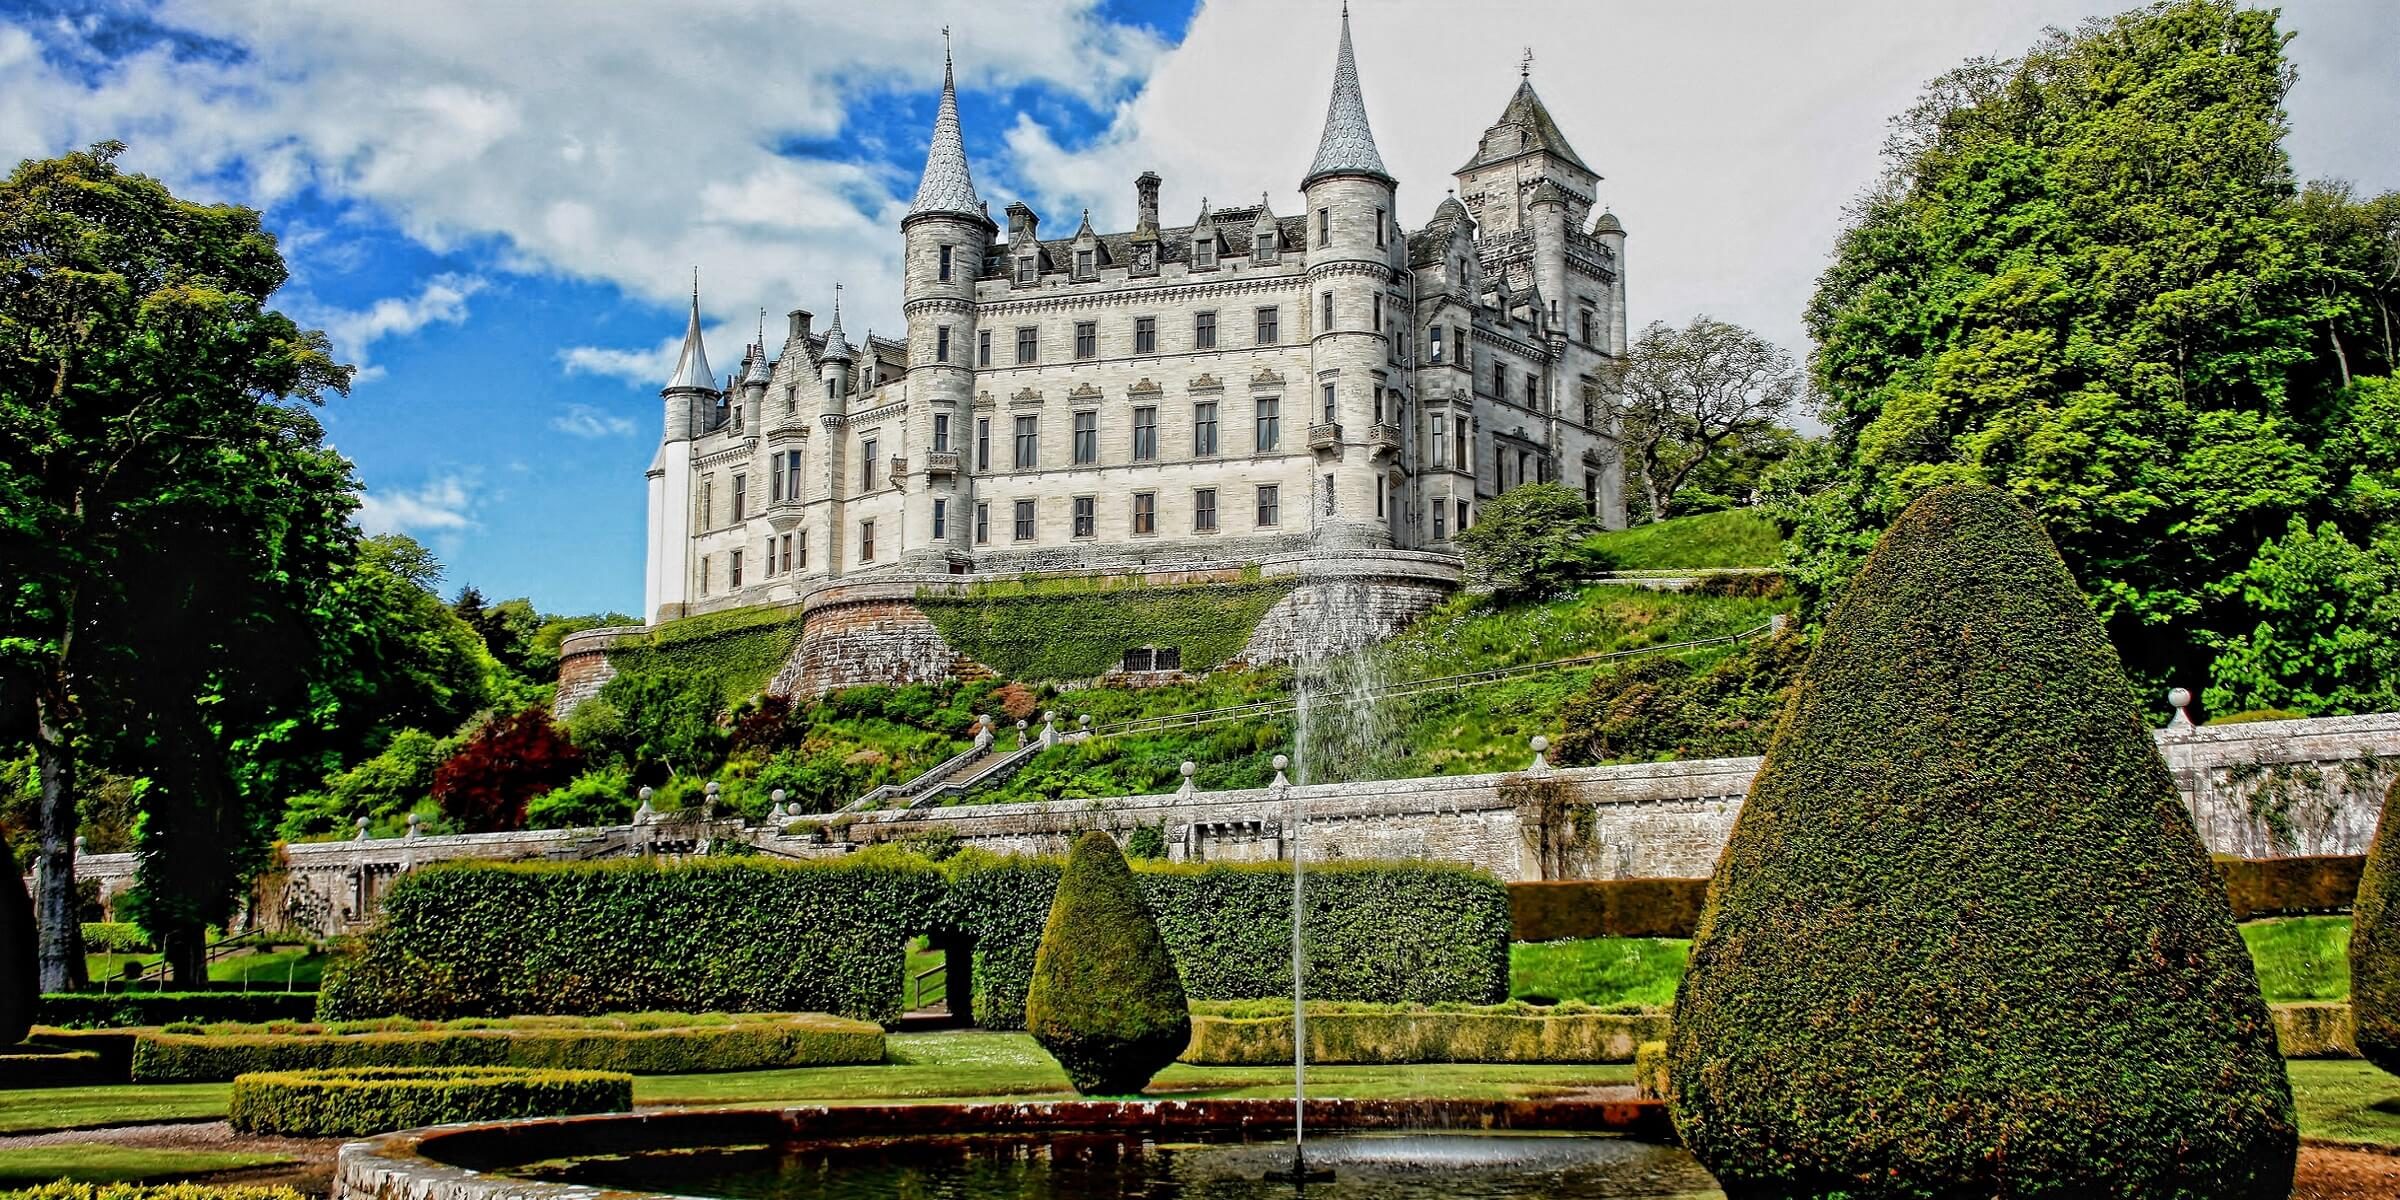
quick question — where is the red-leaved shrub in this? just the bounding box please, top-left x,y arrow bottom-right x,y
433,709 -> 583,832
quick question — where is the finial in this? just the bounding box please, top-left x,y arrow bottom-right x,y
691,265 -> 699,300
1521,47 -> 1534,79
943,24 -> 952,66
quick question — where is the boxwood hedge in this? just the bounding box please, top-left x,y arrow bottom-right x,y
38,993 -> 319,1030
1182,1001 -> 1666,1065
1670,484 -> 2295,1200
321,851 -> 1512,1028
2356,775 -> 2399,1072
131,1012 -> 880,1082
225,1065 -> 630,1137
0,1186 -> 301,1200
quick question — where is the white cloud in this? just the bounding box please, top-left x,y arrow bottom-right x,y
294,274 -> 485,382
551,403 -> 636,439
355,474 -> 477,538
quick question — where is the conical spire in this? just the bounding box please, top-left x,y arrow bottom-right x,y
1303,5 -> 1390,188
908,34 -> 983,219
664,269 -> 718,393
819,289 -> 852,362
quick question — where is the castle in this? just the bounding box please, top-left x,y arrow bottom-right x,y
643,9 -> 1627,624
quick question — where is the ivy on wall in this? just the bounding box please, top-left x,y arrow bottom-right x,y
605,605 -> 803,700
916,580 -> 1292,682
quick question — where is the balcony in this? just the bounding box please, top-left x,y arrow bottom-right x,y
1308,422 -> 1342,453
887,455 -> 909,490
925,449 -> 960,478
1368,422 -> 1402,457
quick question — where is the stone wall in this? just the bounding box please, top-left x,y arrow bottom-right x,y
552,626 -> 638,715
1237,551 -> 1460,664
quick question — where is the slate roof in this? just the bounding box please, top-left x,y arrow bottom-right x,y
664,285 -> 717,392
1303,8 -> 1390,187
981,210 -> 1307,281
1457,78 -> 1593,176
908,54 -> 983,219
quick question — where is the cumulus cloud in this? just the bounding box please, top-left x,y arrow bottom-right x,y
295,274 -> 485,382
355,474 -> 477,538
551,403 -> 636,439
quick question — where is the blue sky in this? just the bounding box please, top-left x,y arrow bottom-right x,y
4,0 -> 2394,617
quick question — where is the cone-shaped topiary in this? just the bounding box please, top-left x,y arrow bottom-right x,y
2356,775 -> 2400,1074
1669,483 -> 2295,1200
0,864 -> 35,1045
1026,831 -> 1190,1094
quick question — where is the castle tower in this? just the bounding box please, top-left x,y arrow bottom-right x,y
1301,4 -> 1400,549
816,296 -> 853,574
645,276 -> 717,622
900,39 -> 995,571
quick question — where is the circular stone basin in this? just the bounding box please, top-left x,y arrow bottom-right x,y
334,1098 -> 1715,1200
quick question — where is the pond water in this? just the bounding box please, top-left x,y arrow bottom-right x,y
515,1130 -> 1724,1200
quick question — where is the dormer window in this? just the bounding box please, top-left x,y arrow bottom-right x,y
1194,237 -> 1216,268
1015,256 -> 1036,284
1254,232 -> 1276,263
1075,248 -> 1094,279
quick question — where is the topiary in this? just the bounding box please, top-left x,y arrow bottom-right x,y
1025,831 -> 1190,1094
2356,774 -> 2400,1074
0,864 -> 33,1045
1668,483 -> 2295,1200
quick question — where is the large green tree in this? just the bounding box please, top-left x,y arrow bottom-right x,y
1790,1 -> 2392,705
0,144 -> 356,985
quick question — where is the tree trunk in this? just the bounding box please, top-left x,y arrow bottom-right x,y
32,686 -> 86,993
162,924 -> 207,988
2328,321 -> 2351,389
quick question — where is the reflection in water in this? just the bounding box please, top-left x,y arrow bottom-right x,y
516,1130 -> 1724,1200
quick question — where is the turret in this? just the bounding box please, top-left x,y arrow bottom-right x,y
1301,3 -> 1400,549
900,36 -> 992,570
646,273 -> 716,622
817,294 -> 852,416
661,275 -> 718,443
1592,209 -> 1629,356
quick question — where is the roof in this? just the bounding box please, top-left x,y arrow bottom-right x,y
982,209 -> 1307,280
818,300 -> 852,361
1303,8 -> 1390,187
664,285 -> 717,393
1407,196 -> 1474,268
908,53 -> 983,220
1591,209 -> 1625,235
1457,78 -> 1593,176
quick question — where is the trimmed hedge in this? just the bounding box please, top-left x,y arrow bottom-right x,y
2222,854 -> 2362,918
0,1046 -> 110,1088
1670,484 -> 2295,1200
78,923 -> 152,955
1510,879 -> 1709,940
39,993 -> 319,1029
2357,775 -> 2399,1072
0,1186 -> 302,1200
2271,1002 -> 2358,1059
1182,1001 -> 1667,1065
324,854 -> 1512,1029
1027,832 -> 1189,1094
226,1065 -> 631,1137
131,1012 -> 880,1082
1633,1040 -> 1669,1101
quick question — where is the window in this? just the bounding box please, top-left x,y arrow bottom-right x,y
938,244 -> 954,281
797,529 -> 808,568
825,377 -> 837,402
731,401 -> 743,432
1132,405 -> 1157,461
1581,311 -> 1596,345
1193,401 -> 1218,457
1074,321 -> 1096,360
1520,449 -> 1534,485
1194,487 -> 1218,532
1373,386 -> 1385,424
770,454 -> 785,502
781,533 -> 796,573
1433,500 -> 1448,540
975,502 -> 990,544
1321,291 -> 1333,331
977,329 -> 992,367
1073,411 -> 1098,465
1194,236 -> 1216,268
1015,326 -> 1038,364
1015,256 -> 1035,284
1323,473 -> 1337,515
1456,498 -> 1470,531
1315,207 -> 1329,246
731,548 -> 744,587
933,498 -> 948,539
1075,248 -> 1094,278
1454,326 -> 1467,365
1372,294 -> 1382,332
860,439 -> 877,490
785,384 -> 796,415
1256,306 -> 1279,345
1194,310 -> 1216,350
859,520 -> 874,562
1132,491 -> 1156,535
1322,382 -> 1336,424
1073,496 -> 1096,538
699,554 -> 709,595
1584,470 -> 1599,512
1429,325 -> 1444,363
975,418 -> 990,470
1431,413 -> 1448,466
1456,420 -> 1470,472
936,325 -> 951,363
1013,415 -> 1039,469
1374,208 -> 1387,247
1256,484 -> 1281,526
1013,499 -> 1035,541
785,449 -> 803,496
1134,316 -> 1156,355
699,479 -> 713,528
933,413 -> 951,452
1256,397 -> 1281,451
732,474 -> 746,521
1525,371 -> 1539,408
1255,231 -> 1276,261
1376,476 -> 1385,517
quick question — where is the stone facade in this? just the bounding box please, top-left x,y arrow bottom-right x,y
639,10 -> 1626,626
73,709 -> 2397,938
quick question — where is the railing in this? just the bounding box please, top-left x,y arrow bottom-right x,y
1307,422 -> 1342,451
887,455 -> 909,487
1367,422 -> 1403,454
907,962 -> 948,1011
925,449 -> 960,477
845,740 -> 991,813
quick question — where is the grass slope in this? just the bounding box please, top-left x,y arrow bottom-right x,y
0,1146 -> 292,1187
1586,510 -> 1783,571
1511,938 -> 1690,1009
2244,917 -> 2353,1003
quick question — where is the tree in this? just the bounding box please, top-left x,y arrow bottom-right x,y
1793,1 -> 2360,699
1453,482 -> 1600,601
0,864 -> 34,1044
431,708 -> 583,833
1025,830 -> 1190,1095
2200,518 -> 2400,716
0,144 -> 350,988
2355,775 -> 2400,1075
1609,317 -> 1801,523
1670,484 -> 2294,1199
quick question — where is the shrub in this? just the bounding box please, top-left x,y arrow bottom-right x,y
524,767 -> 635,830
1670,483 -> 2295,1200
1510,879 -> 1709,940
2220,854 -> 2363,918
1633,1040 -> 1669,1101
77,923 -> 151,956
225,1065 -> 630,1137
432,708 -> 583,832
1026,832 -> 1189,1094
130,1012 -> 880,1082
0,1185 -> 302,1200
0,1045 -> 109,1087
38,992 -> 318,1030
1181,1004 -> 1666,1065
1454,482 -> 1602,601
2356,774 -> 2400,1073
1,864 -> 34,1045
2270,1002 -> 2358,1058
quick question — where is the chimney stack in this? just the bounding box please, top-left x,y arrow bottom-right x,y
787,309 -> 812,343
1135,171 -> 1161,231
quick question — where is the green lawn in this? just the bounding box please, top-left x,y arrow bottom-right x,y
2242,917 -> 2351,1003
82,947 -> 328,991
0,1145 -> 291,1187
1512,938 -> 1690,1009
1585,510 -> 1784,571
0,1084 -> 231,1134
2290,1059 -> 2400,1147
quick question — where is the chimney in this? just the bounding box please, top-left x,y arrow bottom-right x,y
787,309 -> 812,343
1135,171 -> 1161,231
1005,200 -> 1039,241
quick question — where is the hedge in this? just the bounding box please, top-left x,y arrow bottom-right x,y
1182,1001 -> 1667,1065
38,993 -> 319,1029
0,1186 -> 302,1200
0,1046 -> 110,1088
916,580 -> 1291,680
78,923 -> 152,955
1026,832 -> 1189,1094
131,1012 -> 880,1082
2358,774 -> 2399,1072
225,1065 -> 631,1137
2221,855 -> 2362,918
1669,484 -> 2295,1200
1510,879 -> 1709,940
2271,1002 -> 2358,1058
1633,1040 -> 1669,1101
322,853 -> 1513,1028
